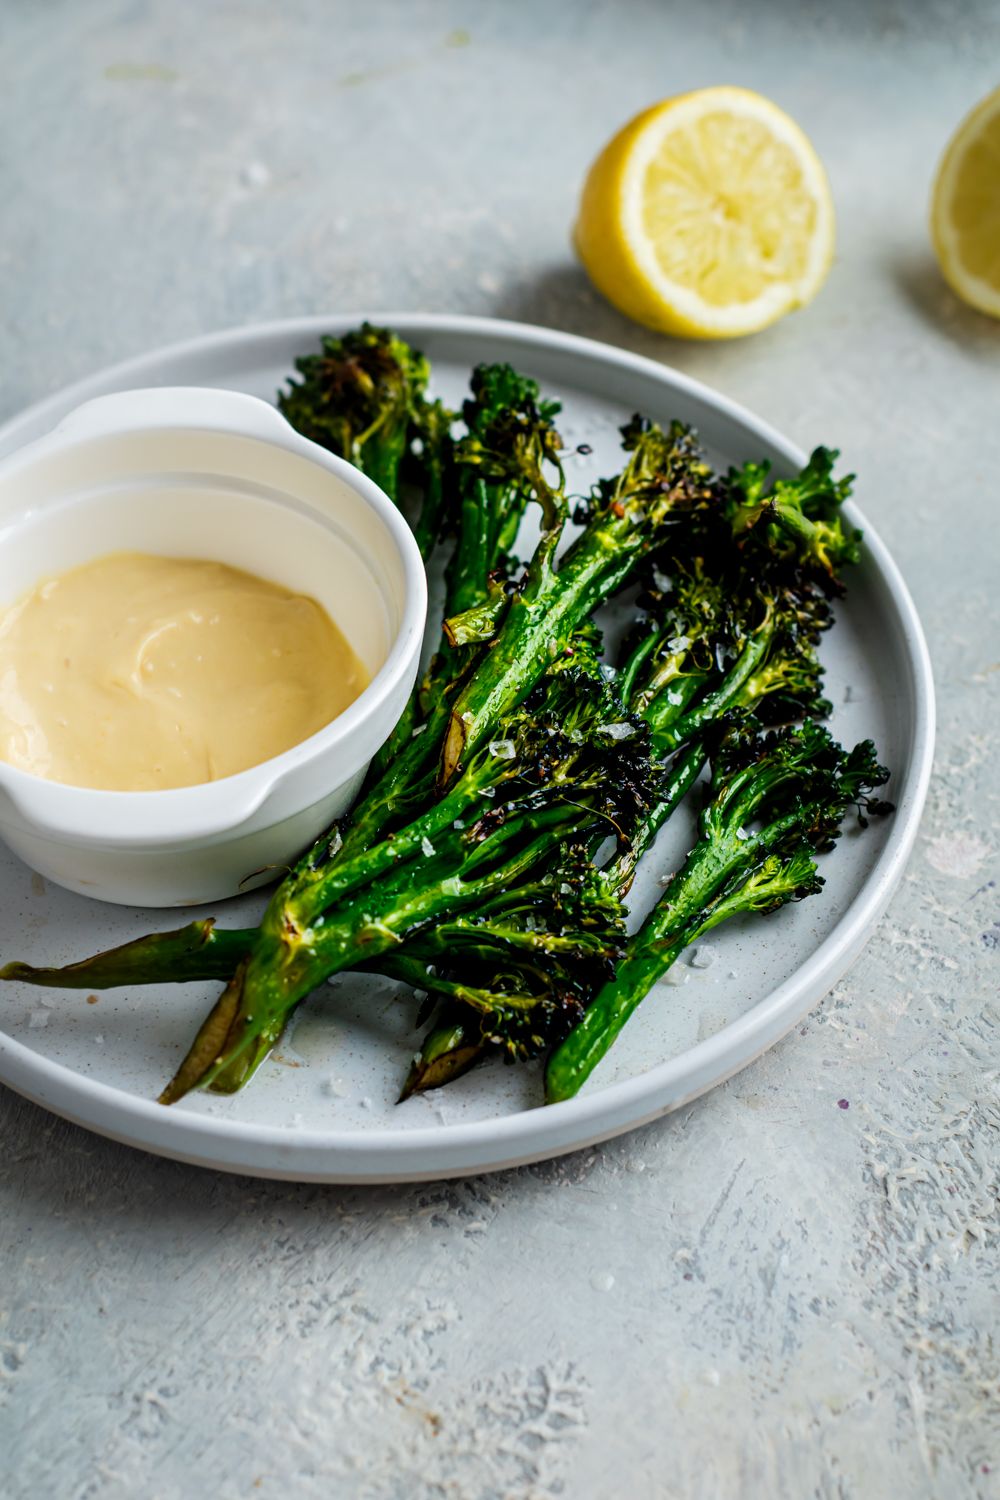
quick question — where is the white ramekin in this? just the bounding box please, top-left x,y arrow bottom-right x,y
0,387 -> 427,906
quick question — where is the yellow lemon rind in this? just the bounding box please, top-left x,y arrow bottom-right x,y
930,85 -> 1000,320
575,86 -> 835,340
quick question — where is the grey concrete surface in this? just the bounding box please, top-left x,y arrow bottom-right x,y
1,2 -> 998,1496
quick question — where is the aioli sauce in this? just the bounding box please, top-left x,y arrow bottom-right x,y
0,551 -> 368,790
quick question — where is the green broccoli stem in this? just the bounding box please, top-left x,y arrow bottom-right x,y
626,660 -> 705,726
404,738 -> 705,1098
185,421 -> 698,1095
444,587 -> 507,648
353,417 -> 410,503
604,741 -> 707,895
367,698 -> 422,786
440,509 -> 658,782
0,921 -> 255,989
447,475 -> 494,618
401,1014 -> 481,1098
421,917 -> 611,965
0,912 -> 585,1000
369,462 -> 450,780
398,1007 -> 487,1098
403,602 -> 768,1092
642,618 -> 776,752
280,752 -> 509,928
544,724 -> 851,1106
333,462 -> 559,862
410,409 -> 452,561
164,796 -> 610,1101
318,703 -> 450,868
411,480 -> 444,562
544,815 -> 791,1104
544,938 -> 691,1103
377,952 -> 540,1017
492,492 -> 526,569
202,477 -> 571,1090
607,618 -> 786,892
368,415 -> 456,783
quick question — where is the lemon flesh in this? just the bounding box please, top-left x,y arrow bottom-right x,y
931,86 -> 1000,319
575,87 -> 835,339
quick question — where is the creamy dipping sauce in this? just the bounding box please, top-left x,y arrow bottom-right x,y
0,552 -> 368,790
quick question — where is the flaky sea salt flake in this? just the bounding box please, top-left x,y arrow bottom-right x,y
660,965 -> 690,988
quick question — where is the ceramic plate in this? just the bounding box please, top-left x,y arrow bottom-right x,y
0,315 -> 934,1181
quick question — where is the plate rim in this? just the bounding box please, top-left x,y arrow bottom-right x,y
0,312 -> 936,1181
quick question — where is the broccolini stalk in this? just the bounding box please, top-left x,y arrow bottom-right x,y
159,658 -> 655,1102
400,1008 -> 484,1097
277,323 -> 431,506
407,395 -> 455,562
378,364 -> 565,785
439,417 -> 715,782
444,363 -> 563,618
605,585 -> 829,897
197,415 -> 701,1097
0,920 -> 254,989
357,443 -> 863,1097
369,363 -> 562,787
277,327 -> 452,783
412,441 -> 871,1097
544,721 -> 892,1102
322,363 -> 568,864
604,444 -> 862,893
399,745 -> 702,1097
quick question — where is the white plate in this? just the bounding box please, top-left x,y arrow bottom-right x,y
0,315 -> 934,1182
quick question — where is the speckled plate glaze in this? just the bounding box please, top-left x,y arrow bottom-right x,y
0,315 -> 934,1182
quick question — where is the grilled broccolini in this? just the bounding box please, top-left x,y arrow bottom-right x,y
2,325 -> 891,1106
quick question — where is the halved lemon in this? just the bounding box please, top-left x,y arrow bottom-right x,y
931,86 -> 1000,319
574,86 -> 835,339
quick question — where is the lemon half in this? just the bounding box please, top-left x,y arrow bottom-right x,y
575,86 -> 835,339
931,85 -> 1000,319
